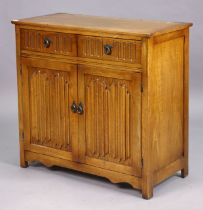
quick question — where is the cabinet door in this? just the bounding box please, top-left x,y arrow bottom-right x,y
21,58 -> 78,161
78,65 -> 141,176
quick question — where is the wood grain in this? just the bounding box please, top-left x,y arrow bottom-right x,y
78,35 -> 141,64
141,37 -> 154,199
12,13 -> 192,37
21,58 -> 78,161
21,29 -> 77,56
181,29 -> 189,178
12,13 -> 192,199
154,157 -> 184,185
150,36 -> 184,171
78,65 -> 141,176
29,68 -> 71,151
15,26 -> 28,168
25,150 -> 142,189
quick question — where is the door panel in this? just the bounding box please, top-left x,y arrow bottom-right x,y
21,58 -> 78,161
78,65 -> 141,176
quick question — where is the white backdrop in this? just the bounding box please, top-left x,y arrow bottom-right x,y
0,1 -> 202,209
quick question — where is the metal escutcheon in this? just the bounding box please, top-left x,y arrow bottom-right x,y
43,37 -> 51,48
104,44 -> 112,55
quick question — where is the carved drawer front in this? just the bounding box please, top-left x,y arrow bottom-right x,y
20,29 -> 77,56
78,35 -> 142,64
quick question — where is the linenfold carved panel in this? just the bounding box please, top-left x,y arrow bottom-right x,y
84,75 -> 133,166
79,36 -> 103,58
21,29 -> 76,55
78,35 -> 141,64
28,68 -> 72,151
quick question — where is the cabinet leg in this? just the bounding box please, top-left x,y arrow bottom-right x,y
20,141 -> 28,168
142,177 -> 153,199
181,159 -> 188,178
142,187 -> 153,199
20,160 -> 28,168
181,168 -> 188,178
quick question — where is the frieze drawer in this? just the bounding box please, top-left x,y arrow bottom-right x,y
20,29 -> 77,56
78,35 -> 142,64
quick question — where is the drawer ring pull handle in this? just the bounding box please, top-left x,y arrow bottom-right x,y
71,102 -> 84,115
104,44 -> 112,55
71,101 -> 78,113
77,102 -> 84,115
43,37 -> 51,48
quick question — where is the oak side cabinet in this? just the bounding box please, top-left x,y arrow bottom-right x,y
12,13 -> 192,199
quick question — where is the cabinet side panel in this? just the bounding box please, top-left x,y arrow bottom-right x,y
150,36 -> 184,171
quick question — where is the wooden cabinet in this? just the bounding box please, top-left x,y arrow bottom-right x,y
12,13 -> 192,199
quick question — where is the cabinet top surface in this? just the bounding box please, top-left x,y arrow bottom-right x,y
12,13 -> 192,37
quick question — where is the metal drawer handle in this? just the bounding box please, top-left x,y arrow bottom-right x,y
77,103 -> 84,115
104,44 -> 112,55
71,101 -> 78,113
71,102 -> 84,115
43,37 -> 51,48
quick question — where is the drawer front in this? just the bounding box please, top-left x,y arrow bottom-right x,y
20,29 -> 77,56
78,35 -> 142,64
